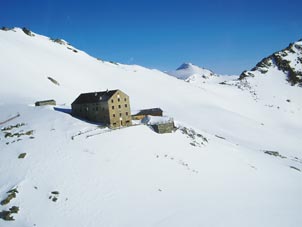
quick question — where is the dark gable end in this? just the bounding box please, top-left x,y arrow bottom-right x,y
134,108 -> 163,116
72,90 -> 118,105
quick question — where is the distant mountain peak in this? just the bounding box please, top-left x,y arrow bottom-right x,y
176,62 -> 197,70
167,63 -> 217,81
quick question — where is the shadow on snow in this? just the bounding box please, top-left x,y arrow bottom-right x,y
53,107 -> 106,127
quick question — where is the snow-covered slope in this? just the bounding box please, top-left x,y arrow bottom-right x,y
239,39 -> 302,86
0,28 -> 302,227
224,39 -> 302,110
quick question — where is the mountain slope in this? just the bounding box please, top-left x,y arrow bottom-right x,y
0,28 -> 302,227
222,39 -> 302,111
239,39 -> 302,86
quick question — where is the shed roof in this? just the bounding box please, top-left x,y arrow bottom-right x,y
132,108 -> 163,116
72,90 -> 118,104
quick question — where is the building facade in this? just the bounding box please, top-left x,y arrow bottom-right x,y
71,90 -> 131,128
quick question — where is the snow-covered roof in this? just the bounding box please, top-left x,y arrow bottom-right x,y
141,116 -> 173,125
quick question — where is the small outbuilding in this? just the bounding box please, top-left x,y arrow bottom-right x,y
35,99 -> 56,106
142,116 -> 175,134
132,108 -> 163,120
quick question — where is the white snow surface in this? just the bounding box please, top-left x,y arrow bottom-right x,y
141,116 -> 173,125
0,28 -> 302,227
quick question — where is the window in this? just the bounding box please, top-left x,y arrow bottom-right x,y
124,98 -> 127,101
125,104 -> 127,107
118,105 -> 121,109
113,114 -> 115,117
112,106 -> 114,110
118,98 -> 120,102
111,100 -> 114,103
126,112 -> 128,116
119,113 -> 122,117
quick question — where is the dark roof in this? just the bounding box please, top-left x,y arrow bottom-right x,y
133,108 -> 163,116
72,90 -> 118,104
35,99 -> 56,103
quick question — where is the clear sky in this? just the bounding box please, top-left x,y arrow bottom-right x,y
1,0 -> 302,74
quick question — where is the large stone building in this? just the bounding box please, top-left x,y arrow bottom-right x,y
71,89 -> 131,128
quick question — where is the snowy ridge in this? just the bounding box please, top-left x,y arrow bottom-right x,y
0,28 -> 302,227
223,39 -> 302,109
239,39 -> 302,85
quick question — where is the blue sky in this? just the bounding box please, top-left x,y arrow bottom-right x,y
2,0 -> 302,74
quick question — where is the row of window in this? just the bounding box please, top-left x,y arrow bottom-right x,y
112,104 -> 128,110
76,102 -> 128,112
111,98 -> 127,103
112,120 -> 131,126
112,112 -> 129,118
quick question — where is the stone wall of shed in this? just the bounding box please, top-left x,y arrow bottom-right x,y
152,122 -> 174,134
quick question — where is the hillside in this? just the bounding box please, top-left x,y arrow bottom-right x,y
223,39 -> 302,112
0,28 -> 302,227
239,40 -> 302,86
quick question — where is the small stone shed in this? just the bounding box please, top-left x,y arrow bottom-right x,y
142,116 -> 174,134
132,108 -> 163,120
35,100 -> 56,106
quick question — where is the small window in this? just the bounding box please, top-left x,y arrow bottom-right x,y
119,113 -> 122,117
118,105 -> 121,109
112,106 -> 114,110
118,98 -> 120,102
113,114 -> 115,117
125,104 -> 127,107
126,112 -> 128,116
111,100 -> 114,103
124,98 -> 127,101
